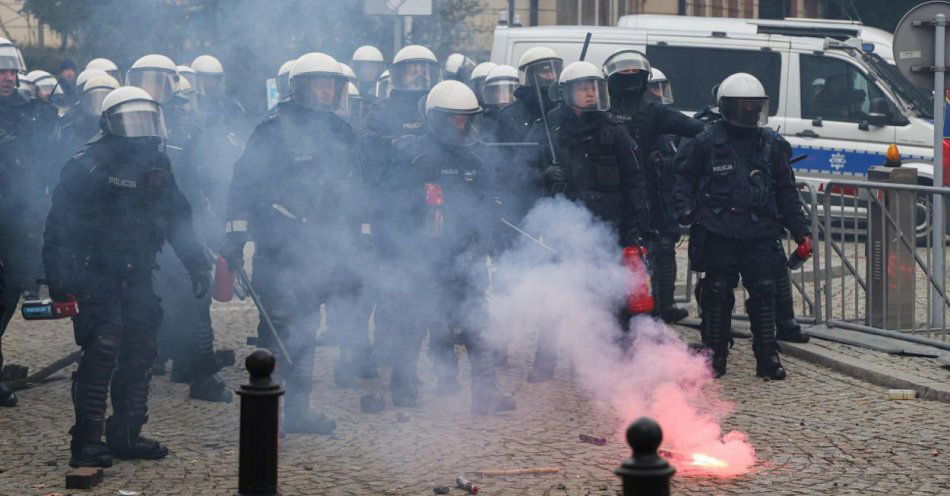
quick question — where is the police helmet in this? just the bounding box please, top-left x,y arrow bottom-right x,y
517,47 -> 562,88
27,70 -> 60,101
376,70 -> 392,99
276,59 -> 295,100
177,65 -> 197,90
76,68 -> 108,92
647,67 -> 673,105
351,45 -> 386,84
391,45 -> 439,91
469,62 -> 497,102
557,61 -> 609,112
85,58 -> 121,82
290,52 -> 348,112
339,63 -> 358,85
717,72 -> 768,128
100,86 -> 167,139
424,80 -> 481,146
81,73 -> 120,116
482,65 -> 519,107
0,37 -> 27,73
127,54 -> 178,103
602,49 -> 651,98
444,53 -> 476,83
191,55 -> 225,97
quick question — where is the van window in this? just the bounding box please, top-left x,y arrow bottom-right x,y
645,45 -> 781,115
800,54 -> 899,124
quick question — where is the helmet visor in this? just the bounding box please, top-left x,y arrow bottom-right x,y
483,80 -> 519,106
376,75 -> 391,98
17,80 -> 35,100
291,74 -> 348,112
0,44 -> 26,72
195,72 -> 225,96
105,100 -> 167,138
647,79 -> 674,105
82,87 -> 112,116
391,60 -> 440,91
520,59 -> 562,87
127,69 -> 175,103
352,60 -> 385,83
277,73 -> 290,99
180,72 -> 197,90
564,78 -> 609,112
603,52 -> 651,77
34,76 -> 58,99
340,94 -> 363,122
719,96 -> 769,127
426,109 -> 481,146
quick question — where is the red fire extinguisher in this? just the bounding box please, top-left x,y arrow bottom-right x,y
21,295 -> 79,320
425,182 -> 444,237
213,255 -> 235,302
622,246 -> 655,315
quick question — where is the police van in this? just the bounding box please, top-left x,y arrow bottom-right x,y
489,16 -> 936,187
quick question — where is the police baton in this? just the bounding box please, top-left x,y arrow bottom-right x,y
500,217 -> 558,254
532,73 -> 565,195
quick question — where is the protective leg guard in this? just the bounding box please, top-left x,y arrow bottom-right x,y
105,415 -> 168,460
747,279 -> 787,380
701,277 -> 734,378
652,242 -> 688,323
774,268 -> 809,342
69,420 -> 112,468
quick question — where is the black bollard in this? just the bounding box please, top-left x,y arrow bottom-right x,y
615,417 -> 675,496
237,349 -> 284,496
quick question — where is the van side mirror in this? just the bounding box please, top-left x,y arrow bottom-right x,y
867,97 -> 891,127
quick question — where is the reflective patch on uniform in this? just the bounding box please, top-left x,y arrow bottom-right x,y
711,163 -> 734,175
441,168 -> 459,175
463,171 -> 476,182
293,154 -> 313,162
108,176 -> 137,188
404,122 -> 422,129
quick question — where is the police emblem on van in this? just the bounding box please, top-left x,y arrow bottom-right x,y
830,152 -> 846,171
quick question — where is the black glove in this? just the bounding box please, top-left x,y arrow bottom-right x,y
220,231 -> 248,272
190,270 -> 212,299
544,165 -> 567,183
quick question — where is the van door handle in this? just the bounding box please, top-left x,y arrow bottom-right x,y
795,129 -> 820,138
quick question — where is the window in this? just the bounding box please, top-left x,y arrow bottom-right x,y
800,54 -> 896,124
646,45 -> 782,114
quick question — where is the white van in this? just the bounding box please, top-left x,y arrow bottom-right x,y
489,19 -> 936,186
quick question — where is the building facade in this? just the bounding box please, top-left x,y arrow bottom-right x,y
0,0 -> 61,47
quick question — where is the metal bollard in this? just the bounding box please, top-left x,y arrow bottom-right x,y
615,417 -> 675,496
237,349 -> 284,496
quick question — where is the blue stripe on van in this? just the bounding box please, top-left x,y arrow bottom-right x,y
789,144 -> 931,175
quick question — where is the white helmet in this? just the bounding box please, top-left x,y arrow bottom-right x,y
339,63 -> 358,84
647,67 -> 673,105
717,72 -> 768,128
0,37 -> 26,73
603,49 -> 651,96
81,73 -> 120,116
391,45 -> 439,91
174,74 -> 198,112
27,70 -> 59,101
177,65 -> 197,89
557,61 -> 609,112
443,53 -> 476,82
483,65 -> 519,107
517,47 -> 562,88
190,55 -> 225,96
340,82 -> 363,123
76,68 -> 108,92
276,59 -> 295,100
290,52 -> 348,112
351,45 -> 385,84
376,70 -> 391,99
424,80 -> 481,145
469,62 -> 497,101
127,54 -> 178,103
85,58 -> 120,81
100,86 -> 167,139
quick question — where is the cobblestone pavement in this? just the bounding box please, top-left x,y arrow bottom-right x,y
0,301 -> 948,496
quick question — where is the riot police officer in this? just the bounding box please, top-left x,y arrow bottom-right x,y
351,45 -> 386,100
479,64 -> 519,141
443,53 -> 476,83
85,58 -> 122,83
223,52 -> 367,433
469,61 -> 497,103
394,80 -> 516,413
43,86 -> 212,467
673,73 -> 810,380
56,73 -> 120,158
497,47 -> 563,143
603,50 -> 704,323
190,55 -> 247,129
516,61 -> 649,382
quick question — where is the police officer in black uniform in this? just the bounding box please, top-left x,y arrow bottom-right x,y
389,80 -> 516,413
496,47 -> 563,143
603,51 -> 704,323
516,61 -> 650,382
358,45 -> 440,403
57,73 -> 120,161
222,52 -> 366,434
43,86 -> 212,467
673,73 -> 810,379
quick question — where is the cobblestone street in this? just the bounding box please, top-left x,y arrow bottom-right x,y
0,300 -> 948,495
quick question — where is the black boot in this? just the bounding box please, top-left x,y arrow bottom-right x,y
105,415 -> 168,460
69,421 -> 113,468
701,278 -> 734,379
527,333 -> 557,383
777,319 -> 810,343
188,374 -> 233,403
0,382 -> 17,407
747,282 -> 787,380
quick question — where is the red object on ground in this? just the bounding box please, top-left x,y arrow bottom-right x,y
213,255 -> 235,302
622,246 -> 655,315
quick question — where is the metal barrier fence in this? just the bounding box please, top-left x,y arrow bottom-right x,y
674,175 -> 950,346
